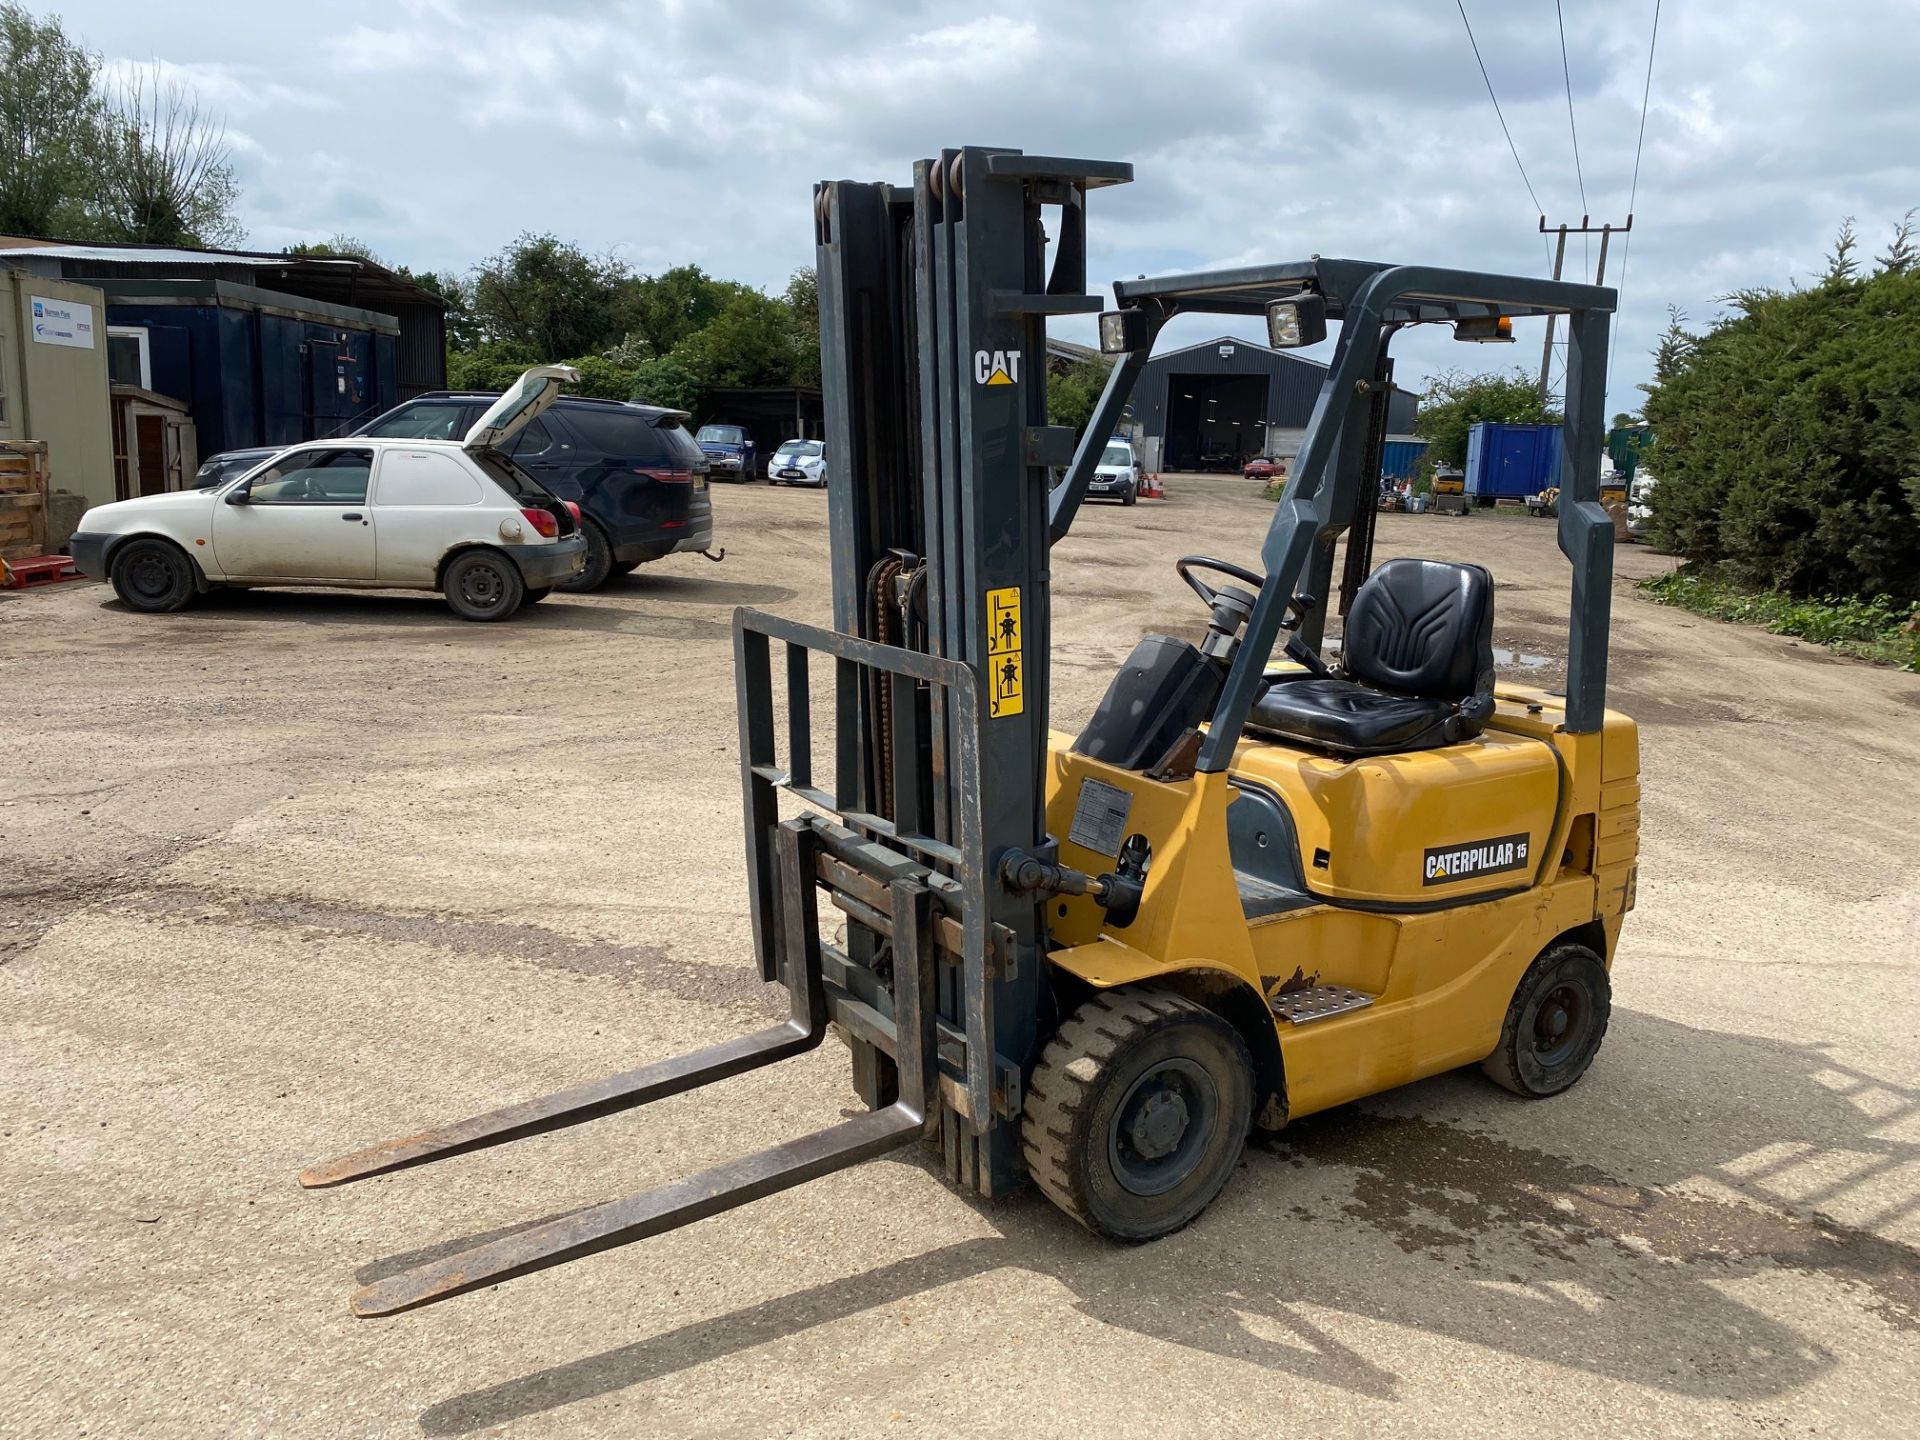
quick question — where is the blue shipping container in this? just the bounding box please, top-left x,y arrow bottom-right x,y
1465,421 -> 1563,499
1380,438 -> 1429,482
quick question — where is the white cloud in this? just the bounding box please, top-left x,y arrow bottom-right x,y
51,0 -> 1920,416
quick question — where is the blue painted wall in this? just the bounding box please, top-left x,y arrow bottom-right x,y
104,297 -> 396,459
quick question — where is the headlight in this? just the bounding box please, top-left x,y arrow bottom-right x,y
1266,294 -> 1328,349
1099,309 -> 1149,353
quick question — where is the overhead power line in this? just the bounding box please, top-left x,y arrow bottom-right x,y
1555,0 -> 1590,271
1606,0 -> 1663,406
1455,0 -> 1554,274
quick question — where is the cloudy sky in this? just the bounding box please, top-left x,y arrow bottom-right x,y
62,0 -> 1920,417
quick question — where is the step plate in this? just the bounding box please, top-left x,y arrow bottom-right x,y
1270,985 -> 1376,1025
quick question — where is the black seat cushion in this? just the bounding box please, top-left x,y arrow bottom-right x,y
1249,679 -> 1459,755
1248,559 -> 1496,757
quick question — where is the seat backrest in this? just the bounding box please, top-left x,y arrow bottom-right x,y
1343,558 -> 1494,701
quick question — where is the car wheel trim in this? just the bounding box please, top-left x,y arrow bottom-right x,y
125,548 -> 177,600
458,561 -> 509,610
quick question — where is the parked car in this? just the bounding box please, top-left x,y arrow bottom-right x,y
1086,438 -> 1140,506
193,447 -> 279,488
768,439 -> 827,487
1243,455 -> 1284,481
68,368 -> 587,622
196,390 -> 713,590
696,423 -> 756,482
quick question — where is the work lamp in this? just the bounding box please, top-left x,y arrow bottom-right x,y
1098,309 -> 1149,354
1266,295 -> 1328,349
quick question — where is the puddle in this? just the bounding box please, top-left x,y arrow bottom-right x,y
1492,646 -> 1557,670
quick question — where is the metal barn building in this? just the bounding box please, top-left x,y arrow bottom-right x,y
1128,335 -> 1418,473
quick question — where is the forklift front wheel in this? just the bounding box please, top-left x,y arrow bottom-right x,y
1482,942 -> 1612,1098
1022,988 -> 1253,1242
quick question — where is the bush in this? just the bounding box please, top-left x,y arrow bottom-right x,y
1640,230 -> 1920,604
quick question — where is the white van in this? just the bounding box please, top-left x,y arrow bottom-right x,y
1087,437 -> 1141,506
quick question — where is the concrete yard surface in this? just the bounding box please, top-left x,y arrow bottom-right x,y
4,475 -> 1918,1437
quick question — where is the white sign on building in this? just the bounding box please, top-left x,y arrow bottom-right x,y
30,295 -> 95,349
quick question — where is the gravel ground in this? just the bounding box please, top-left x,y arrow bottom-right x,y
4,475 -> 1917,1437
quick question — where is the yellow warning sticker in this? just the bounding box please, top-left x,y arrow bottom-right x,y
986,585 -> 1024,718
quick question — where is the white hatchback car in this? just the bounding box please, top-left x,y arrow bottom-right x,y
70,367 -> 588,622
767,439 -> 827,487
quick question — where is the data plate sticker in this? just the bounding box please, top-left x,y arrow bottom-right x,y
1068,778 -> 1133,857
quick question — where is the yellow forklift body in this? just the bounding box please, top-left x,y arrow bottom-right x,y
1043,684 -> 1639,1123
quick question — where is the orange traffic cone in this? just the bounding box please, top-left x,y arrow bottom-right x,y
1140,472 -> 1164,499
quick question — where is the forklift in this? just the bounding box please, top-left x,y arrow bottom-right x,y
301,147 -> 1639,1313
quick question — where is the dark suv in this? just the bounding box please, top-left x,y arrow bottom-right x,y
194,393 -> 714,591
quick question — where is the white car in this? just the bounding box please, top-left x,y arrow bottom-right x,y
767,439 -> 828,487
69,366 -> 588,622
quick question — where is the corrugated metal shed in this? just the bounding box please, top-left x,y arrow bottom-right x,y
0,238 -> 446,399
1129,335 -> 1418,470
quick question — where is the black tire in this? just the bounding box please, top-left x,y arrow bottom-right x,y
109,536 -> 197,613
1481,942 -> 1612,1097
1122,482 -> 1138,507
442,548 -> 525,622
609,561 -> 641,577
1022,988 -> 1253,1241
523,586 -> 552,604
558,522 -> 612,592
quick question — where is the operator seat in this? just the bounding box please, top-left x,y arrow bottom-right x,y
1247,558 -> 1496,757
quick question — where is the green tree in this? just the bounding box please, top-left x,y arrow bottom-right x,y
1046,358 -> 1110,438
631,353 -> 705,412
1412,369 -> 1560,469
283,233 -> 382,262
0,4 -> 105,236
783,266 -> 821,388
612,264 -> 738,356
1641,221 -> 1920,602
669,288 -> 798,388
445,340 -> 540,393
471,234 -> 624,357
94,61 -> 243,246
556,353 -> 643,401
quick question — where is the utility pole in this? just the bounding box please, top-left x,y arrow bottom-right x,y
1538,214 -> 1632,399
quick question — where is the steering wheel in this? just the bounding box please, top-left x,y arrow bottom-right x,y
1175,555 -> 1333,678
1175,554 -> 1262,610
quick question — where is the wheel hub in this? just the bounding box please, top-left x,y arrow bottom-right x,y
462,568 -> 503,606
1107,1057 -> 1218,1197
1129,1089 -> 1190,1160
131,554 -> 168,596
1531,982 -> 1584,1062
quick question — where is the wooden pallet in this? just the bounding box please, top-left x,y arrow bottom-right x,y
1,554 -> 79,589
0,441 -> 51,561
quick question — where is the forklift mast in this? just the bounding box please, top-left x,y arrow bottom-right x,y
773,147 -> 1134,1192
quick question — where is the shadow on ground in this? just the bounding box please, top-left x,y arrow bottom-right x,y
400,1009 -> 1917,1432
89,572 -> 799,636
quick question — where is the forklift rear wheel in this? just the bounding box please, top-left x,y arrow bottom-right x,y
1022,988 -> 1253,1241
1482,942 -> 1611,1098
